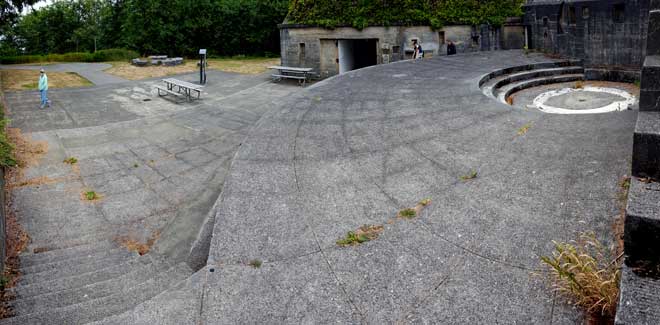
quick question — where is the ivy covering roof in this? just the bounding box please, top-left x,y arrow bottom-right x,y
286,0 -> 526,30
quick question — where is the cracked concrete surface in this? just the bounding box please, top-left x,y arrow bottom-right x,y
6,51 -> 637,323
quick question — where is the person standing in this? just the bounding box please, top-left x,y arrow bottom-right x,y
447,40 -> 457,56
38,69 -> 50,109
412,40 -> 424,59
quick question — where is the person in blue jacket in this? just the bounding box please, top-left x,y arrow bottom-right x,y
38,69 -> 50,109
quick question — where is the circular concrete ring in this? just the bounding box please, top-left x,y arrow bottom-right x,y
532,86 -> 636,115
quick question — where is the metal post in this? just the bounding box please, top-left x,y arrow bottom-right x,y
199,49 -> 207,85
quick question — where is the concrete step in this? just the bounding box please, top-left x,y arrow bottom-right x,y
9,254 -> 171,315
89,267 -> 209,325
0,263 -> 193,325
496,74 -> 585,104
478,59 -> 582,88
18,250 -> 136,286
615,263 -> 660,325
488,66 -> 584,98
623,176 -> 660,263
632,112 -> 660,179
19,240 -> 117,268
19,247 -> 129,275
10,255 -> 145,298
26,232 -> 116,257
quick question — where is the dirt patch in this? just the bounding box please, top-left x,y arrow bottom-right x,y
116,230 -> 160,255
104,57 -> 280,80
4,128 -> 48,187
0,70 -> 93,91
9,176 -> 65,188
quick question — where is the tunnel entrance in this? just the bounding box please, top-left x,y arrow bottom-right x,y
338,39 -> 378,74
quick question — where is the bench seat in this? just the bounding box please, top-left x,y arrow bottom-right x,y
271,74 -> 307,80
155,85 -> 185,98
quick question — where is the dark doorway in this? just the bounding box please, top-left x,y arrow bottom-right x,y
338,39 -> 378,74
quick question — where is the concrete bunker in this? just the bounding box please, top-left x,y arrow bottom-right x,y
338,39 -> 378,74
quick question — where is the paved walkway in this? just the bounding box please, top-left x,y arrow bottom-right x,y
5,70 -> 300,264
0,63 -> 127,85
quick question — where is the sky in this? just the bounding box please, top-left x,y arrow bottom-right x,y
25,0 -> 52,13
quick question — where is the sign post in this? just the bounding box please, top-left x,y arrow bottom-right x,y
199,49 -> 207,85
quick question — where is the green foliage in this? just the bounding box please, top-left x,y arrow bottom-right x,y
63,157 -> 78,165
2,0 -> 289,57
0,48 -> 139,64
287,0 -> 525,30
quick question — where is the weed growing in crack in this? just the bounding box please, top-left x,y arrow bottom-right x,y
398,208 -> 417,219
539,232 -> 621,322
336,225 -> 384,247
63,157 -> 78,164
460,170 -> 478,181
418,198 -> 432,206
249,259 -> 262,268
517,123 -> 531,136
84,191 -> 99,201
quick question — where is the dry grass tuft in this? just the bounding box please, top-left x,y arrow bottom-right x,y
116,231 -> 160,255
0,70 -> 92,91
104,57 -> 280,80
460,170 -> 478,181
4,127 -> 51,190
575,80 -> 585,89
517,123 -> 532,136
540,232 -> 621,320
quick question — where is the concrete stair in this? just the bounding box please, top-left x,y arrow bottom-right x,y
0,240 -> 193,324
479,60 -> 585,104
616,264 -> 660,325
496,74 -> 585,104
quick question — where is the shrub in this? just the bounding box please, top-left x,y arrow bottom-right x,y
540,232 -> 620,320
0,49 -> 139,65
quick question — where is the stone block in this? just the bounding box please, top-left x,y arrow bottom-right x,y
648,11 -> 660,55
640,56 -> 660,111
624,177 -> 660,263
651,0 -> 660,11
615,263 -> 660,325
632,112 -> 660,178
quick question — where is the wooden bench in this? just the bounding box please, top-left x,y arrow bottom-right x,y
269,66 -> 313,86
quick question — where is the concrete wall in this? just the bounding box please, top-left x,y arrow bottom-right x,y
279,23 -> 526,78
524,0 -> 651,69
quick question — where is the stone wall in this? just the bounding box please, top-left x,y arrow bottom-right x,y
524,0 -> 651,69
279,23 -> 526,78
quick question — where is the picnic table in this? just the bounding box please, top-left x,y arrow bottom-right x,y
269,66 -> 313,86
155,78 -> 204,101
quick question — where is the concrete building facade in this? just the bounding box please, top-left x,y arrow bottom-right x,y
279,22 -> 526,78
